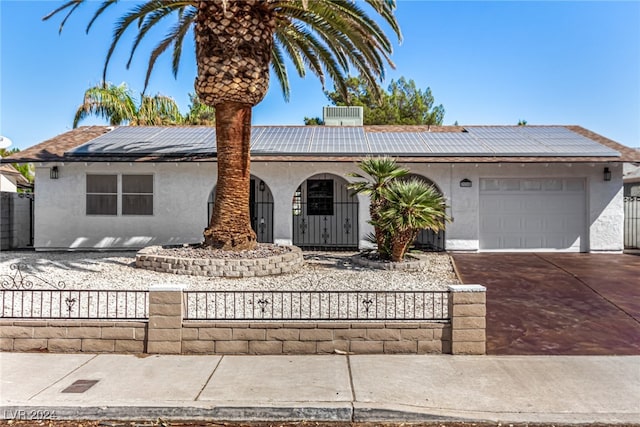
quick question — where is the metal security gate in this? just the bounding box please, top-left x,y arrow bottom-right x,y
405,174 -> 445,252
625,196 -> 640,249
415,229 -> 446,252
293,202 -> 359,250
208,178 -> 274,243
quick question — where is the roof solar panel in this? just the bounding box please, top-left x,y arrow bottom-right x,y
68,126 -> 216,156
420,132 -> 475,141
475,140 -> 550,155
311,127 -> 368,153
465,126 -> 620,156
66,125 -> 620,159
148,127 -> 216,154
421,132 -> 490,154
250,127 -> 312,153
524,127 -> 620,156
366,132 -> 430,154
465,127 -> 523,139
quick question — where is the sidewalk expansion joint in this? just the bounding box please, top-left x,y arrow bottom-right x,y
28,353 -> 99,401
194,354 -> 223,401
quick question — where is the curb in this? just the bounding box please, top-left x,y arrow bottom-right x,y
3,404 -> 640,425
1,405 -> 352,422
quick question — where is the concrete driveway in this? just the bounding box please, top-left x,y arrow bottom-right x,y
451,253 -> 640,355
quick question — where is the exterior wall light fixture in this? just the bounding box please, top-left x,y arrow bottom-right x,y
50,166 -> 59,180
460,178 -> 472,188
603,167 -> 611,182
259,181 -> 266,192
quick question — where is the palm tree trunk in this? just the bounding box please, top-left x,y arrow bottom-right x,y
371,199 -> 391,260
391,229 -> 413,262
203,101 -> 257,250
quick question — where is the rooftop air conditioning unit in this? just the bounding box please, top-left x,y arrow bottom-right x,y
322,106 -> 364,126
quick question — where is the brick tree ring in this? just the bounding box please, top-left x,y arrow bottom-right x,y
350,251 -> 431,272
135,244 -> 304,278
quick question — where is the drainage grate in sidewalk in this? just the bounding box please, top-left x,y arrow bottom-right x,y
61,379 -> 99,393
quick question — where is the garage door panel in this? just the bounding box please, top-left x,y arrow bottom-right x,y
502,198 -> 526,212
480,216 -> 501,230
500,216 -> 523,231
522,217 -> 543,232
523,199 -> 544,211
547,216 -> 583,233
480,178 -> 585,251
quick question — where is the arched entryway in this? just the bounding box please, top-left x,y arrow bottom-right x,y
292,173 -> 358,250
406,173 -> 446,252
208,175 -> 274,243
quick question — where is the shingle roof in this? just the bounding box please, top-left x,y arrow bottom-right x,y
1,126 -> 111,163
2,124 -> 638,164
0,164 -> 30,185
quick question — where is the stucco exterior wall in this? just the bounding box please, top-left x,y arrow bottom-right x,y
35,163 -> 218,250
34,161 -> 623,252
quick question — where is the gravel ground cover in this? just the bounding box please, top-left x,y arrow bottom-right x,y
1,250 -> 458,319
0,250 -> 459,292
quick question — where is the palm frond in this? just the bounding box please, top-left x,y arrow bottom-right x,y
86,0 -> 118,33
270,42 -> 291,102
73,82 -> 137,128
46,0 -> 400,105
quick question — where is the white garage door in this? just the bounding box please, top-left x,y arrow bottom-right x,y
479,178 -> 586,251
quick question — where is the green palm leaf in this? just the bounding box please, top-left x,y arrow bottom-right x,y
44,0 -> 400,100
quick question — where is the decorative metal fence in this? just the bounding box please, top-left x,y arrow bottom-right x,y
624,196 -> 640,249
0,289 -> 148,320
184,290 -> 449,321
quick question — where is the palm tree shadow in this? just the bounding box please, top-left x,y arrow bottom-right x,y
303,252 -> 371,271
0,252 -> 137,275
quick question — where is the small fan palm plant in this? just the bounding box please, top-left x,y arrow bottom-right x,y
348,157 -> 409,259
376,178 -> 449,262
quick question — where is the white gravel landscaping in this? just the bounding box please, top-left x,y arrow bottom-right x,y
0,250 -> 459,291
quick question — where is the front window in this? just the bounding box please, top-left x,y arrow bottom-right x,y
86,174 -> 117,215
122,175 -> 153,215
307,179 -> 333,215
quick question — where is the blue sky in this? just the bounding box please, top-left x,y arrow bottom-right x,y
1,1 -> 639,151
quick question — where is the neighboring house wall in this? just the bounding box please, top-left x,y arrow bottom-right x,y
0,174 -> 17,192
34,161 -> 624,252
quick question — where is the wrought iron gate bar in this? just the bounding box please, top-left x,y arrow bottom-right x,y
184,290 -> 449,321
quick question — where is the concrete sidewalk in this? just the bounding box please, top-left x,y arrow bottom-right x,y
1,353 -> 639,424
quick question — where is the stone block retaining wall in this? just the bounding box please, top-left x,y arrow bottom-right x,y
1,285 -> 486,355
0,321 -> 146,353
135,246 -> 304,278
180,322 -> 451,355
